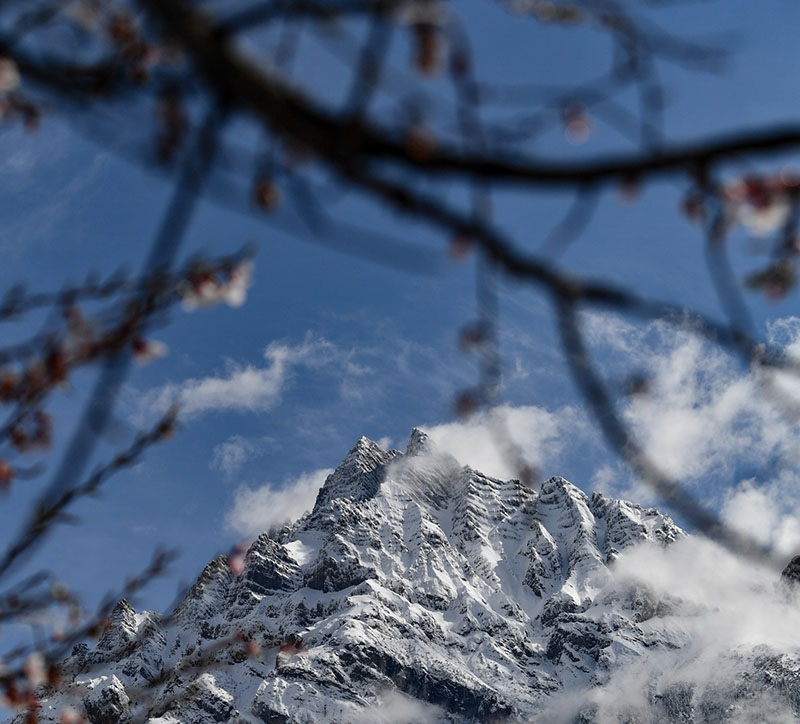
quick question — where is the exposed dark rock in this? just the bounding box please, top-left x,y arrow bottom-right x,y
342,645 -> 514,722
83,676 -> 130,724
546,618 -> 612,665
782,555 -> 800,585
654,682 -> 694,723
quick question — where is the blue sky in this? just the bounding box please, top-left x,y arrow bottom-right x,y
3,0 -> 800,620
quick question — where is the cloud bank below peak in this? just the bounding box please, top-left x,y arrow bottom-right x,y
224,467 -> 333,538
542,533 -> 800,723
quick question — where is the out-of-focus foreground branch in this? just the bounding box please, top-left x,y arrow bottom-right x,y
2,0 -> 800,720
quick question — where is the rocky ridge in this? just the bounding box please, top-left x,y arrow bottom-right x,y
29,430 -> 800,723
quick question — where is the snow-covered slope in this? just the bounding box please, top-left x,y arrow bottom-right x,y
31,430 -> 800,723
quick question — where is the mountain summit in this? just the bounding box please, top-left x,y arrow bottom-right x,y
32,432 -> 800,723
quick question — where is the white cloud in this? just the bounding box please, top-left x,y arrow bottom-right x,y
421,404 -> 585,481
351,690 -> 443,724
141,334 -> 363,420
540,534 -> 800,723
224,468 -> 333,537
583,314 -> 800,488
210,435 -> 271,478
624,335 -> 780,480
721,474 -> 800,556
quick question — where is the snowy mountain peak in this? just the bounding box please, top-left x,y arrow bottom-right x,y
32,434 -> 800,724
312,436 -> 398,508
541,474 -> 584,497
95,600 -> 137,652
341,435 -> 390,471
405,427 -> 431,456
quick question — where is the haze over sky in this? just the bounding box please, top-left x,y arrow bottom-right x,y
2,0 -> 800,617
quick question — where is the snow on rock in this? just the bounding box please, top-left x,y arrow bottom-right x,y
30,430 -> 800,723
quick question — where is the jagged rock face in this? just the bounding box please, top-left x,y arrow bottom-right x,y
782,555 -> 800,585
31,432 -> 800,723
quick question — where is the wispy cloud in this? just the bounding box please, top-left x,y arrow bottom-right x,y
210,435 -> 272,478
224,468 -> 333,537
351,690 -> 443,724
141,334 -> 366,420
0,125 -> 110,259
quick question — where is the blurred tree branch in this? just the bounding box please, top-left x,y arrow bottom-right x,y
1,0 -> 800,719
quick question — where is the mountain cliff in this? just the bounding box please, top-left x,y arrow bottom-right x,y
30,430 -> 800,723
